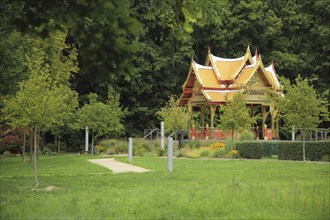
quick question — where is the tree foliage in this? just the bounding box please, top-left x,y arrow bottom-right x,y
1,0 -> 329,139
73,88 -> 124,141
280,76 -> 329,131
219,93 -> 256,136
157,96 -> 190,134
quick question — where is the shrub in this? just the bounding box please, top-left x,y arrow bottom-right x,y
157,148 -> 166,157
211,148 -> 226,158
236,142 -> 265,159
0,135 -> 22,154
186,149 -> 200,158
176,147 -> 189,157
209,142 -> 225,149
41,146 -> 57,156
259,141 -> 279,157
96,145 -> 107,154
306,141 -> 330,161
199,147 -> 212,157
230,149 -> 240,158
239,132 -> 255,141
278,141 -> 330,161
98,139 -> 128,154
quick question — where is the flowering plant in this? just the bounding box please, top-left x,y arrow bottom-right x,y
209,142 -> 225,149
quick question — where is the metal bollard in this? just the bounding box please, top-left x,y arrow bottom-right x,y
167,137 -> 173,172
128,138 -> 133,162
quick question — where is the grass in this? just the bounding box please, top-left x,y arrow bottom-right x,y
0,154 -> 329,219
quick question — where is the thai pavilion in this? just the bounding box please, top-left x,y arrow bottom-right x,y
178,46 -> 282,140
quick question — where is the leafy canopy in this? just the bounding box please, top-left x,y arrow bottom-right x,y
157,96 -> 190,134
2,31 -> 78,130
219,93 -> 256,133
280,75 -> 329,131
73,87 -> 124,139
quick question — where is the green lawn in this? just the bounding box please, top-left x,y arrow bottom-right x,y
0,155 -> 329,219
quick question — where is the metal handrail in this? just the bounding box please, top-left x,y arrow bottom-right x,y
167,131 -> 176,139
141,128 -> 159,140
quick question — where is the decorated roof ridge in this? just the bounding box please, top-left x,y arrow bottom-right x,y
181,59 -> 195,89
254,55 -> 277,88
203,89 -> 240,93
245,45 -> 254,63
207,46 -> 253,81
231,46 -> 254,81
265,61 -> 281,88
191,60 -> 205,86
210,53 -> 245,62
230,55 -> 275,88
201,89 -> 240,103
252,48 -> 259,64
193,60 -> 213,70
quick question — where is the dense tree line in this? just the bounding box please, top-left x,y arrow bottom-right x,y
1,0 -> 329,145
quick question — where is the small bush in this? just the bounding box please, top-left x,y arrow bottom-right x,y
230,149 -> 240,158
211,148 -> 226,158
209,142 -> 225,149
98,139 -> 128,154
0,135 -> 22,154
157,148 -> 166,157
176,147 -> 200,158
96,145 -> 107,154
41,146 -> 57,156
199,147 -> 212,157
239,132 -> 255,141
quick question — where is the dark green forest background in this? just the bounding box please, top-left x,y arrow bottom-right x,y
1,0 -> 329,137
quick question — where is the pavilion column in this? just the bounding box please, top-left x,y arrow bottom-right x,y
270,111 -> 275,140
249,104 -> 255,133
261,105 -> 269,139
249,104 -> 254,117
200,106 -> 206,128
276,118 -> 279,140
210,105 -> 217,139
187,104 -> 193,139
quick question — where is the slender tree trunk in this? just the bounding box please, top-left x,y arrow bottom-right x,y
29,128 -> 33,166
231,129 -> 234,159
302,129 -> 306,162
37,129 -> 40,160
22,128 -> 27,163
58,136 -> 61,155
34,126 -> 39,188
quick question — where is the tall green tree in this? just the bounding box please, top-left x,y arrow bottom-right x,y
280,76 -> 329,161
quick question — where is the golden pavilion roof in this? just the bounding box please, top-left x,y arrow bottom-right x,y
178,46 -> 282,105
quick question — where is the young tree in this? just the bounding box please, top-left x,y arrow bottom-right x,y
218,93 -> 257,155
2,32 -> 79,188
157,96 -> 190,135
74,88 -> 124,154
280,76 -> 329,161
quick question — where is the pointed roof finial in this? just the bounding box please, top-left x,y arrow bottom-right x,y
246,45 -> 252,55
254,48 -> 259,59
208,45 -> 211,54
257,53 -> 263,65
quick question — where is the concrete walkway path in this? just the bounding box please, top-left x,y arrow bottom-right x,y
88,158 -> 151,173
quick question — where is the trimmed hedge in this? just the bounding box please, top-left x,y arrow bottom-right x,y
278,141 -> 330,161
236,141 -> 330,161
236,142 -> 265,159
